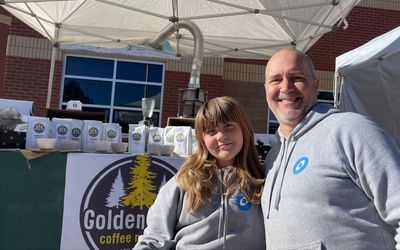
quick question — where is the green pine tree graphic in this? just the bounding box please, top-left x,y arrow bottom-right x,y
123,154 -> 157,210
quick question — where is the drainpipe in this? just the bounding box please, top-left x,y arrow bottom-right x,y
148,20 -> 203,88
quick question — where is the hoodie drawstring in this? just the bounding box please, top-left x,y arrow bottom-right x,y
273,139 -> 297,210
217,169 -> 228,249
266,138 -> 286,218
218,195 -> 228,248
266,135 -> 298,216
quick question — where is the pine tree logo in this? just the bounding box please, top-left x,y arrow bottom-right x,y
80,155 -> 177,250
105,169 -> 125,208
123,154 -> 157,210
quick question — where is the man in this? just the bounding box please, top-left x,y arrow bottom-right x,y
262,48 -> 400,249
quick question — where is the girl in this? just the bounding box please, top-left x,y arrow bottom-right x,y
134,96 -> 265,250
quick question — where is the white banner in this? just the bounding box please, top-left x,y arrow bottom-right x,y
60,153 -> 184,250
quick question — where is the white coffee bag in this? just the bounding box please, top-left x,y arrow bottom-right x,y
51,118 -> 73,149
82,120 -> 103,152
128,124 -> 147,154
174,126 -> 192,157
163,126 -> 175,146
148,127 -> 164,145
70,119 -> 84,150
191,128 -> 198,153
26,116 -> 50,150
103,123 -> 122,143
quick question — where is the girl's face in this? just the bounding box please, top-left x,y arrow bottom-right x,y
203,122 -> 243,167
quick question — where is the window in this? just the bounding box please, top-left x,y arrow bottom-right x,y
317,90 -> 334,104
267,109 -> 279,134
61,55 -> 165,134
266,90 -> 334,134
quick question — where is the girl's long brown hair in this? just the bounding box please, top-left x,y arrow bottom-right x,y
176,96 -> 264,212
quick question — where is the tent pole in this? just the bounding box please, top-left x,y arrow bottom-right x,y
45,25 -> 59,109
333,72 -> 340,108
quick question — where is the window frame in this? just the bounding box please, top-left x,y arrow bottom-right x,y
60,54 -> 165,134
317,89 -> 334,104
267,108 -> 279,134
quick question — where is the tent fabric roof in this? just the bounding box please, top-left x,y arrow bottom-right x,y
335,26 -> 400,145
336,26 -> 400,74
2,0 -> 360,59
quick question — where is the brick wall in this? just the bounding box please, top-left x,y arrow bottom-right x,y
0,8 -> 11,95
222,7 -> 400,72
3,56 -> 62,116
162,71 -> 222,127
307,6 -> 400,71
222,80 -> 267,133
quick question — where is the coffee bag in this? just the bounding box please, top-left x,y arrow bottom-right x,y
128,124 -> 147,154
148,127 -> 164,145
51,118 -> 73,149
163,126 -> 175,146
173,126 -> 192,157
26,116 -> 50,150
82,120 -> 103,152
103,123 -> 122,143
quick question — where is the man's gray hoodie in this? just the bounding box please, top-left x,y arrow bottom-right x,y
134,166 -> 265,250
262,103 -> 400,249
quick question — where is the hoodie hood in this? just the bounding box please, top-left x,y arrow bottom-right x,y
288,103 -> 339,140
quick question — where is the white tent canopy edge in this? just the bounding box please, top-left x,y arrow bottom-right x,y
334,25 -> 400,145
1,0 -> 361,108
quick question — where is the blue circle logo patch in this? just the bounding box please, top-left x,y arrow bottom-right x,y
236,193 -> 251,211
292,156 -> 309,175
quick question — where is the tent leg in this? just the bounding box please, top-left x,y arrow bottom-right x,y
45,44 -> 57,109
333,73 -> 340,108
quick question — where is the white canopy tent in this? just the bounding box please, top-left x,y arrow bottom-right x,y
1,0 -> 360,107
334,26 -> 400,145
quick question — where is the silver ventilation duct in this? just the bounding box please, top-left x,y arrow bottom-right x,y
148,19 -> 203,88
148,20 -> 207,117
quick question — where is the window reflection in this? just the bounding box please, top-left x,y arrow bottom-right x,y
148,64 -> 163,83
114,83 -> 162,109
144,85 -> 162,109
268,122 -> 279,134
317,91 -> 334,101
62,55 -> 164,135
82,107 -> 110,122
268,109 -> 277,121
63,78 -> 112,105
114,83 -> 144,108
116,61 -> 146,81
114,110 -> 160,133
66,56 -> 114,78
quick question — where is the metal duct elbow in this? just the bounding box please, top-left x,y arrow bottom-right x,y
149,20 -> 203,88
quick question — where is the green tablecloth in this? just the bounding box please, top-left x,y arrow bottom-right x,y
0,151 -> 67,249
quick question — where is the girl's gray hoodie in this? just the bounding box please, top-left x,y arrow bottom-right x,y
262,103 -> 400,249
134,166 -> 265,250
